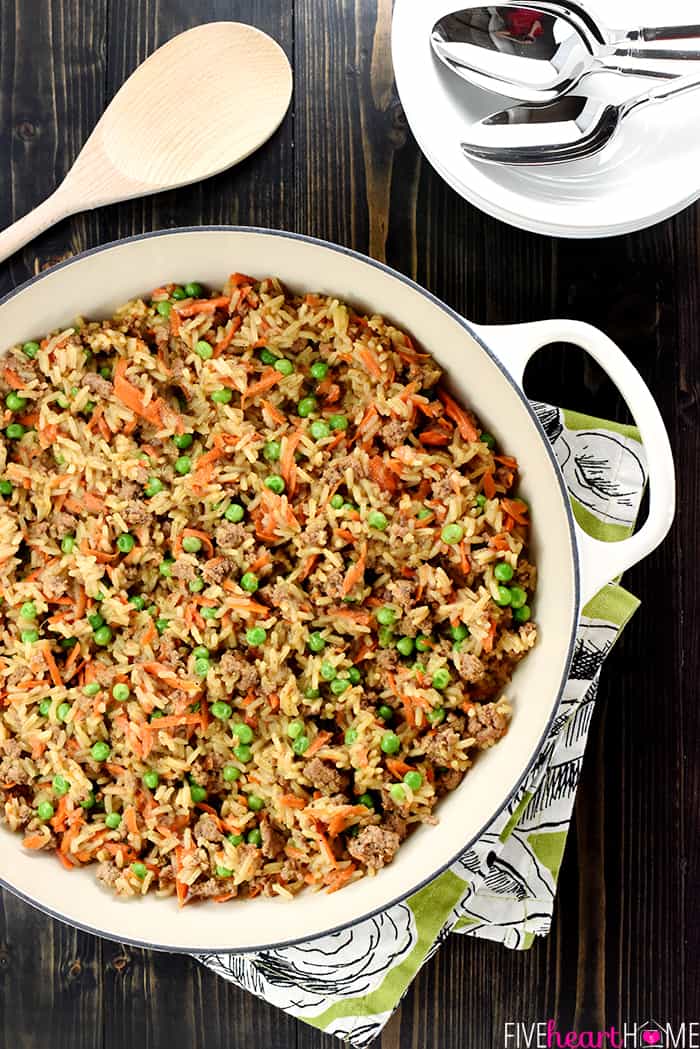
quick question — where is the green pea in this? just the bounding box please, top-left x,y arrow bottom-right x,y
404,770 -> 423,790
190,784 -> 207,803
192,645 -> 209,659
52,775 -> 70,797
389,784 -> 406,804
99,366 -> 112,380
234,723 -> 254,745
194,340 -> 213,360
211,388 -> 233,404
259,348 -> 278,365
396,636 -> 414,657
376,607 -> 396,627
274,358 -> 294,376
310,419 -> 330,440
131,861 -> 148,880
173,433 -> 194,450
514,604 -> 531,623
105,812 -> 121,829
441,523 -> 464,545
320,660 -> 336,682
182,535 -> 203,554
57,703 -> 72,723
143,770 -> 159,790
378,625 -> 394,648
151,711 -> 164,720
264,474 -> 285,494
509,586 -> 527,610
297,396 -> 318,418
330,493 -> 344,510
495,586 -> 512,607
80,792 -> 96,809
348,667 -> 361,685
112,683 -> 130,702
451,624 -> 469,642
22,340 -> 40,358
155,618 -> 170,635
287,719 -> 305,740
358,792 -> 374,809
481,432 -> 495,449
426,707 -> 445,725
91,741 -> 110,761
0,480 -> 12,496
183,282 -> 203,298
225,502 -> 245,522
308,631 -> 326,653
475,494 -> 487,508
189,578 -> 204,593
292,735 -> 309,755
194,657 -> 210,677
381,731 -> 400,755
117,533 -> 135,554
310,361 -> 328,380
330,677 -> 350,695
20,601 -> 36,620
144,477 -> 164,497
93,626 -> 113,646
341,502 -> 355,513
216,865 -> 233,878
37,801 -> 54,821
88,612 -> 105,631
304,687 -> 320,699
60,636 -> 78,650
368,510 -> 388,531
223,765 -> 240,783
263,440 -> 281,462
329,414 -> 348,431
247,794 -> 264,812
417,507 -> 433,520
227,833 -> 244,846
171,286 -> 187,301
211,701 -> 232,720
414,635 -> 431,654
83,682 -> 101,697
20,629 -> 39,644
377,705 -> 393,721
155,301 -> 171,318
247,828 -> 262,846
237,572 -> 258,595
6,423 -> 26,439
345,727 -> 358,745
174,455 -> 192,475
6,392 -> 27,412
201,604 -> 219,618
129,595 -> 146,611
246,626 -> 266,646
234,744 -> 252,763
432,668 -> 451,690
494,562 -> 514,583
159,559 -> 173,577
39,699 -> 52,716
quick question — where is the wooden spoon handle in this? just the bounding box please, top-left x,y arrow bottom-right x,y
0,189 -> 74,265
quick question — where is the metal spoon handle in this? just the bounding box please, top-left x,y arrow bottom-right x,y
639,23 -> 700,42
622,70 -> 700,119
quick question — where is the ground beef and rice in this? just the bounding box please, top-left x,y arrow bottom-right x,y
0,273 -> 536,903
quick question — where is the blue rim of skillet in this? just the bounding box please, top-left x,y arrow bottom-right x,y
0,226 -> 579,953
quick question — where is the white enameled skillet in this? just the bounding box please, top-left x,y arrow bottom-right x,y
0,228 -> 675,952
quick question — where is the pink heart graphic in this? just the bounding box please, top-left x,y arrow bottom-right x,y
642,1033 -> 661,1046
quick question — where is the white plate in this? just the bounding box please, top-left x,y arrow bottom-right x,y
392,0 -> 700,238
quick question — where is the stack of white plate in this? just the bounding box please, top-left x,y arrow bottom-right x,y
392,0 -> 700,237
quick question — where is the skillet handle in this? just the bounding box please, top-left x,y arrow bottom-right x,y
470,319 -> 675,605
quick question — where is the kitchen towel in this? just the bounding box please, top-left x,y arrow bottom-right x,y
197,400 -> 646,1047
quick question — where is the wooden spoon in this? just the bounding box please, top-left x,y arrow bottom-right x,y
0,22 -> 293,264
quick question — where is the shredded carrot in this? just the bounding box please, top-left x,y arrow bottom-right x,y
280,430 -> 302,497
213,314 -> 242,357
483,619 -> 497,653
326,864 -> 357,894
500,498 -> 529,525
419,427 -> 452,446
482,471 -> 497,500
298,553 -> 318,581
230,272 -> 256,287
113,358 -> 179,431
141,620 -> 158,647
174,295 -> 230,318
144,713 -> 203,731
386,759 -> 413,779
260,398 -> 285,425
305,730 -> 332,758
356,346 -> 383,381
23,835 -> 48,849
56,851 -> 74,870
249,552 -> 271,574
3,367 -> 26,389
243,367 -> 282,403
42,644 -> 62,687
280,794 -> 307,810
341,542 -> 368,596
438,388 -> 479,442
316,830 -> 337,869
459,541 -> 471,575
369,454 -> 398,494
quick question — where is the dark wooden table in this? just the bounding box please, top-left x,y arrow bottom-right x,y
0,2 -> 696,1047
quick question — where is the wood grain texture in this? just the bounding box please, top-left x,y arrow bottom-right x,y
0,1 -> 697,1047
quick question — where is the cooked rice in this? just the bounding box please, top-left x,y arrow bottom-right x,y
0,273 -> 537,903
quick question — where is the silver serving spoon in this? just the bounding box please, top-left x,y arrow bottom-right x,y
460,71 -> 700,165
432,2 -> 700,103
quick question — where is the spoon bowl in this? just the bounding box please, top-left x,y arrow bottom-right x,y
432,2 -> 700,103
0,23 -> 293,263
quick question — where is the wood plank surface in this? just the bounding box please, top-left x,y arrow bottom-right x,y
0,1 -> 696,1047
